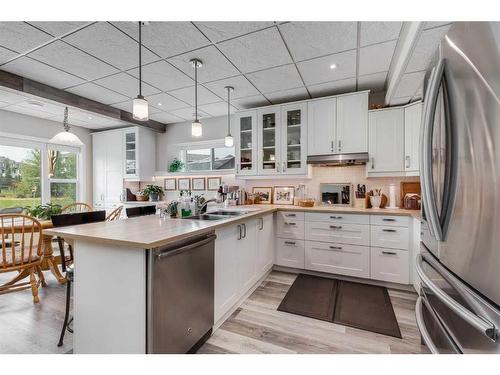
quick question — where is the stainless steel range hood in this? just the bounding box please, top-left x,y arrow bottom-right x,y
307,152 -> 369,166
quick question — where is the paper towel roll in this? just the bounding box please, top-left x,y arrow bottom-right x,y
387,184 -> 399,209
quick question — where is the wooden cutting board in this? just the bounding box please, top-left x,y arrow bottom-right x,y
400,182 -> 421,209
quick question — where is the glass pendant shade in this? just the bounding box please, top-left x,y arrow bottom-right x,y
224,135 -> 234,147
50,131 -> 83,147
133,95 -> 149,121
191,120 -> 202,137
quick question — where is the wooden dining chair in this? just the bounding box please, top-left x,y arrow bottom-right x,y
61,202 -> 92,214
106,205 -> 123,221
0,214 -> 45,303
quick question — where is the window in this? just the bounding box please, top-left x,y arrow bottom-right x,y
0,135 -> 83,210
181,146 -> 235,172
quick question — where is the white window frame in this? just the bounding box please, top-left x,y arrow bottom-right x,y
0,132 -> 85,206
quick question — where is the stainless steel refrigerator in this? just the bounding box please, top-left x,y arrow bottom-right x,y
416,22 -> 500,354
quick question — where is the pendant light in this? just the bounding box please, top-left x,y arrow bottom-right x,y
190,58 -> 203,137
224,86 -> 234,147
133,21 -> 149,121
50,107 -> 83,147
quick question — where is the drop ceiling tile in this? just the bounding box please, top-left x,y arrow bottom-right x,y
358,40 -> 397,76
266,87 -> 309,104
15,100 -> 66,116
358,72 -> 388,92
279,22 -> 357,61
406,25 -> 451,73
307,77 -> 356,98
360,22 -> 402,47
0,46 -> 18,65
110,100 -> 162,114
167,45 -> 239,83
94,72 -> 160,98
2,56 -> 85,89
169,107 -> 210,121
393,71 -> 426,98
127,60 -> 193,92
297,49 -> 356,86
194,22 -> 275,43
29,40 -> 119,81
203,75 -> 259,100
144,92 -> 190,111
0,22 -> 52,53
218,27 -> 291,73
231,94 -> 270,110
66,82 -> 129,105
169,85 -> 222,106
199,101 -> 237,117
112,21 -> 210,58
29,22 -> 92,37
64,22 -> 160,71
246,64 -> 303,93
150,112 -> 185,124
2,104 -> 56,119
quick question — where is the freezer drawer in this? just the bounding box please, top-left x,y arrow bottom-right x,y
305,221 -> 369,246
371,225 -> 409,250
370,247 -> 409,284
305,240 -> 370,278
275,238 -> 305,268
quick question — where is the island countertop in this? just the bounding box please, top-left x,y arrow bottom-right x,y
43,205 -> 420,249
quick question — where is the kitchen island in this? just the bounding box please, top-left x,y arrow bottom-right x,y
44,205 -> 419,354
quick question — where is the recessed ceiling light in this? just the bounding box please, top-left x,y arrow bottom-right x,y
330,64 -> 337,70
28,101 -> 44,107
157,102 -> 162,106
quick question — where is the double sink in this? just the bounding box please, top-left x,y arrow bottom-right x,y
185,210 -> 250,221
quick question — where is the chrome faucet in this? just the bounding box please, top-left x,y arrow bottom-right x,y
195,198 -> 219,215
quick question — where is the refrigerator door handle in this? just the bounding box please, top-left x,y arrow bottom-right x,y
416,254 -> 498,341
421,60 -> 445,241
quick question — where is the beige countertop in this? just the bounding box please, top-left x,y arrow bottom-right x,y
44,205 -> 420,249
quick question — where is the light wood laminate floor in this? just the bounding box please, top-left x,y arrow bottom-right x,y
0,270 -> 427,354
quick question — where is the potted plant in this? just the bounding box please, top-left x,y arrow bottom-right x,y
168,158 -> 185,173
135,190 -> 149,201
143,185 -> 164,202
24,203 -> 63,220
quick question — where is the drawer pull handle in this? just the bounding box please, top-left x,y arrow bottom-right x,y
382,251 -> 397,255
285,213 -> 296,217
329,246 -> 342,250
330,216 -> 343,219
284,241 -> 296,245
329,225 -> 342,229
284,222 -> 296,226
382,218 -> 396,222
382,229 -> 397,232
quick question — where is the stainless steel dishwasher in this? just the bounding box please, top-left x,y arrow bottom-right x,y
146,232 -> 215,353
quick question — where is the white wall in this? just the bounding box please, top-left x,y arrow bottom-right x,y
0,109 -> 93,203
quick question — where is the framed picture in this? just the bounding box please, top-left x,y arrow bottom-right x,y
164,178 -> 176,191
273,186 -> 295,205
252,187 -> 273,204
192,177 -> 206,191
178,178 -> 190,191
207,177 -> 221,191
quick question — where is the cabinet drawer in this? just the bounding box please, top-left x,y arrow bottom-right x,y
371,225 -> 409,250
277,211 -> 305,221
370,247 -> 409,284
370,215 -> 409,227
275,238 -> 305,269
305,240 -> 369,278
305,221 -> 369,246
277,216 -> 305,239
305,212 -> 369,224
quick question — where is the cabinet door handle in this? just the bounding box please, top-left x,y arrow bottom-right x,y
338,140 -> 342,152
405,155 -> 411,169
382,218 -> 396,222
331,140 -> 334,152
285,213 -> 296,217
259,217 -> 264,230
371,157 -> 375,169
284,222 -> 296,226
330,216 -> 342,219
382,251 -> 397,255
276,162 -> 280,172
284,241 -> 296,246
242,223 -> 247,238
329,225 -> 342,229
382,229 -> 397,232
282,163 -> 286,173
237,225 -> 242,240
329,245 -> 343,250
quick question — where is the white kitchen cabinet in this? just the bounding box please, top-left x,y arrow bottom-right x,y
257,107 -> 281,175
235,110 -> 258,175
305,221 -> 370,246
370,247 -> 409,284
123,127 -> 156,181
92,131 -> 106,208
276,215 -> 305,239
238,219 -> 258,292
368,107 -> 404,173
336,92 -> 369,153
404,102 -> 422,173
281,102 -> 308,174
256,214 -> 274,275
371,225 -> 410,250
307,98 -> 336,155
275,238 -> 305,268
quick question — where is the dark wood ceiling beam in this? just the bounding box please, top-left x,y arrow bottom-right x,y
0,70 -> 166,133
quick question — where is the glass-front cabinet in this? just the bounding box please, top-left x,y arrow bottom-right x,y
281,103 -> 307,174
235,111 -> 257,175
257,107 -> 281,175
124,129 -> 138,179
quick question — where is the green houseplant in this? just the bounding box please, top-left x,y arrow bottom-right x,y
24,203 -> 63,220
143,185 -> 164,202
168,158 -> 185,173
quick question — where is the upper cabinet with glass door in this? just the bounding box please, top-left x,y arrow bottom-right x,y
281,103 -> 307,174
124,129 -> 138,179
235,111 -> 257,175
257,107 -> 281,175
123,127 -> 156,181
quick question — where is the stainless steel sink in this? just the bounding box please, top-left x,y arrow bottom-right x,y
205,210 -> 247,216
185,214 -> 225,221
